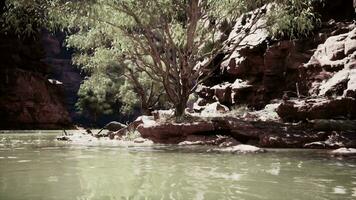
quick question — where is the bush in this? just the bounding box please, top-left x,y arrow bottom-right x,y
266,0 -> 322,39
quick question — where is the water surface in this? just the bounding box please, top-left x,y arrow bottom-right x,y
1,131 -> 356,200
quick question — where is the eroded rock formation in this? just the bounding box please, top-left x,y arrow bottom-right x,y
197,1 -> 356,122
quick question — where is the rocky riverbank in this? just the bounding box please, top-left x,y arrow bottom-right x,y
97,113 -> 356,149
2,0 -> 356,132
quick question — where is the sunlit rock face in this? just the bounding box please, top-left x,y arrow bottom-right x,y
198,0 -> 356,121
200,5 -> 320,109
0,33 -> 71,129
306,27 -> 356,98
278,26 -> 356,122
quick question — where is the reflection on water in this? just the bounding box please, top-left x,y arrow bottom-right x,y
0,131 -> 356,200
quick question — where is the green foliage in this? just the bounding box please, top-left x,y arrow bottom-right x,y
266,0 -> 321,39
47,0 -> 322,117
58,0 -> 175,114
1,0 -> 56,36
1,0 -> 323,118
75,73 -> 117,121
207,0 -> 267,21
118,79 -> 139,114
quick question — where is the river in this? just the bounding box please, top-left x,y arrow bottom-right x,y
0,131 -> 356,199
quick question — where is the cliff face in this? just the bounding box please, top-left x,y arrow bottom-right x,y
41,31 -> 84,124
198,0 -> 356,121
0,34 -> 72,129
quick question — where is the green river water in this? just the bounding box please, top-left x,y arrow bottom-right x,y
0,130 -> 356,200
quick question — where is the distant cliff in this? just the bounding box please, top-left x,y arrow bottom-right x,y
0,33 -> 72,129
41,31 -> 85,125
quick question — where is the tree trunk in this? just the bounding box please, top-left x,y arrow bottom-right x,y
141,100 -> 152,116
142,107 -> 152,116
174,89 -> 189,121
174,100 -> 186,121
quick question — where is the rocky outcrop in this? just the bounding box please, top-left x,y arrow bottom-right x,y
259,131 -> 328,148
306,26 -> 356,97
197,1 -> 356,115
137,120 -> 216,144
119,115 -> 355,148
0,33 -> 71,129
277,98 -> 356,121
277,26 -> 356,122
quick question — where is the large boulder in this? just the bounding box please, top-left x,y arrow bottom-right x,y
201,102 -> 230,116
104,121 -> 127,131
196,80 -> 253,106
231,79 -> 255,105
137,121 -> 216,144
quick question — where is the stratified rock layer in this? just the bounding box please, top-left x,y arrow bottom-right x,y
113,116 -> 356,148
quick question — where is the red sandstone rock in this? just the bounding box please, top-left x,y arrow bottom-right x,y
306,27 -> 356,97
112,113 -> 356,148
277,98 -> 356,122
137,121 -> 215,144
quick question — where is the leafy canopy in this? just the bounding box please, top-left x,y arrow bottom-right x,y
1,0 -> 322,117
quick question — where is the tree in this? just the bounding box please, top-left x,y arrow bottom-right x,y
65,23 -> 167,115
75,74 -> 116,124
2,0 -> 321,120
1,0 -> 55,36
48,0 -> 269,120
266,0 -> 321,39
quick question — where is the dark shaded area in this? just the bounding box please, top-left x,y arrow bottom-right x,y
313,0 -> 356,22
41,31 -> 137,128
0,32 -> 72,129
